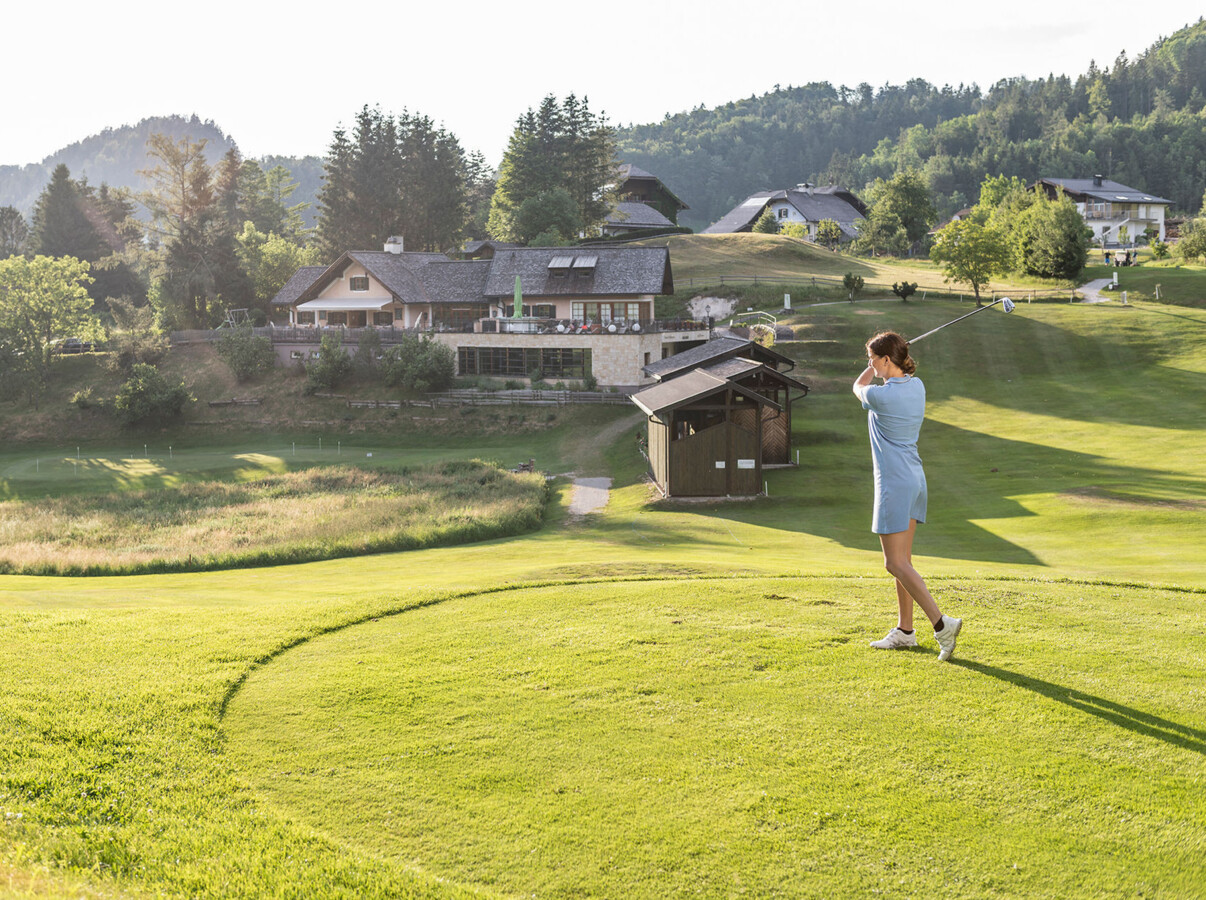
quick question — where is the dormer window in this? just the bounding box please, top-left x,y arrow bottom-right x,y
571,255 -> 597,278
350,276 -> 369,292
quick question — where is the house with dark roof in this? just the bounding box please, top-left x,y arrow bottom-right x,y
602,164 -> 691,237
269,241 -> 707,388
1032,176 -> 1172,245
704,184 -> 866,242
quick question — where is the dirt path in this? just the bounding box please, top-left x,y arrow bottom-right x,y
568,477 -> 613,515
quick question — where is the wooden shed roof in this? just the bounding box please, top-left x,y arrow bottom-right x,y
630,369 -> 780,418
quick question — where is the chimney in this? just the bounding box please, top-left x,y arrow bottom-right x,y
1093,174 -> 1104,187
384,235 -> 404,254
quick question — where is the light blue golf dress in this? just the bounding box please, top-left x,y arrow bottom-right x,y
857,375 -> 928,534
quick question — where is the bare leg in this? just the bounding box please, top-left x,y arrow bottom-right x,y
895,579 -> 914,631
879,520 -> 941,627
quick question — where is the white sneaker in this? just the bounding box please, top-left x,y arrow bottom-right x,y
935,615 -> 963,661
870,628 -> 918,650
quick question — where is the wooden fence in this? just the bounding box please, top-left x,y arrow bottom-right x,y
677,274 -> 1084,303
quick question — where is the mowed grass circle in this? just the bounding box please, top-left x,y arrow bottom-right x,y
225,577 -> 1206,898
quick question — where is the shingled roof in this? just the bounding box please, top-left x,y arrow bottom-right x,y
272,246 -> 673,308
605,201 -> 675,229
271,266 -> 327,306
484,246 -> 673,297
630,369 -> 778,418
702,358 -> 811,393
703,186 -> 865,236
642,337 -> 795,380
1035,177 -> 1172,205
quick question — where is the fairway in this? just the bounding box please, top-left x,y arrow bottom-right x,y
2,297 -> 1205,897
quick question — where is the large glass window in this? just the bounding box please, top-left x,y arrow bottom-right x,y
458,347 -> 591,379
296,311 -> 315,325
373,311 -> 392,326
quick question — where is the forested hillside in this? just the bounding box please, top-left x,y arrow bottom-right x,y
618,18 -> 1206,230
0,115 -> 322,226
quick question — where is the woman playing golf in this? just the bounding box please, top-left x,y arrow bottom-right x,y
853,331 -> 962,661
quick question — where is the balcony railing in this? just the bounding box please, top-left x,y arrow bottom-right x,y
171,318 -> 709,346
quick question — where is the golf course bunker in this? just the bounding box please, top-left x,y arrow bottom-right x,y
222,576 -> 1206,898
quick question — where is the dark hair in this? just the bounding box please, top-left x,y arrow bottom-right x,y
866,331 -> 916,375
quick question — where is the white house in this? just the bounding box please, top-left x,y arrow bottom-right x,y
1033,176 -> 1172,245
703,184 -> 867,241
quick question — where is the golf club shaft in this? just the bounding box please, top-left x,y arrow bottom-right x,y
908,297 -> 1006,344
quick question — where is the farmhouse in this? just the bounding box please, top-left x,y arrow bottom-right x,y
703,184 -> 867,242
633,337 -> 809,497
1032,176 -> 1172,245
270,241 -> 708,389
602,164 -> 691,237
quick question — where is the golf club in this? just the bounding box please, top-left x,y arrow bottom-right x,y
908,296 -> 1016,344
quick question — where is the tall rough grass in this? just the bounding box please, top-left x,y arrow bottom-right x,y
0,461 -> 547,575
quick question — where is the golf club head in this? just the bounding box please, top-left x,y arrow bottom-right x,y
1001,297 -> 1016,313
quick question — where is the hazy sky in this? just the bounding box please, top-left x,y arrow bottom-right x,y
4,0 -> 1202,168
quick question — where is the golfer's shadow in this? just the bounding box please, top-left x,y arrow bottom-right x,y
953,659 -> 1206,756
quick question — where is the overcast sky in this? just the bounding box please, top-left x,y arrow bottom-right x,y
4,1 -> 1203,168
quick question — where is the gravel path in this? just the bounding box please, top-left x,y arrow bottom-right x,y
569,477 -> 612,515
1079,277 -> 1115,304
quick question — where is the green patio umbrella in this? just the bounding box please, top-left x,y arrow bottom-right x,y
513,275 -> 523,318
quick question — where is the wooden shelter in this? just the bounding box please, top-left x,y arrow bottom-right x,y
632,370 -> 779,498
699,359 -> 809,465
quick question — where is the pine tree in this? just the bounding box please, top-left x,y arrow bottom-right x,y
141,134 -> 251,327
488,95 -> 618,243
316,106 -> 468,255
0,206 -> 29,258
29,164 -> 104,261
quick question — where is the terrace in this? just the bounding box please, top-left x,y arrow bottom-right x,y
171,317 -> 709,346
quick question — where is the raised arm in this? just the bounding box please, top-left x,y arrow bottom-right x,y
853,365 -> 875,399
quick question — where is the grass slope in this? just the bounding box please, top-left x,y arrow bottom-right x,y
2,297 -> 1205,897
649,233 -> 1076,297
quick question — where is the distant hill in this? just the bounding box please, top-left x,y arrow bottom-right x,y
0,115 -> 323,227
618,18 -> 1206,230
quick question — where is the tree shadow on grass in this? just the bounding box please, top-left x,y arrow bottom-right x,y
953,659 -> 1206,756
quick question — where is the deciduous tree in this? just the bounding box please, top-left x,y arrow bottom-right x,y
930,218 -> 1011,305
816,218 -> 842,250
0,254 -> 98,406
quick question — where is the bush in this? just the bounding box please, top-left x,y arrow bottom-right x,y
216,325 -> 275,382
304,334 -> 352,393
892,281 -> 918,302
71,386 -> 103,410
381,335 -> 455,393
106,299 -> 168,375
779,222 -> 809,240
114,363 -> 193,426
582,374 -> 598,391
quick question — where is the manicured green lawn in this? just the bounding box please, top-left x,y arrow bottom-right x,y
227,577 -> 1206,899
2,298 -> 1204,897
